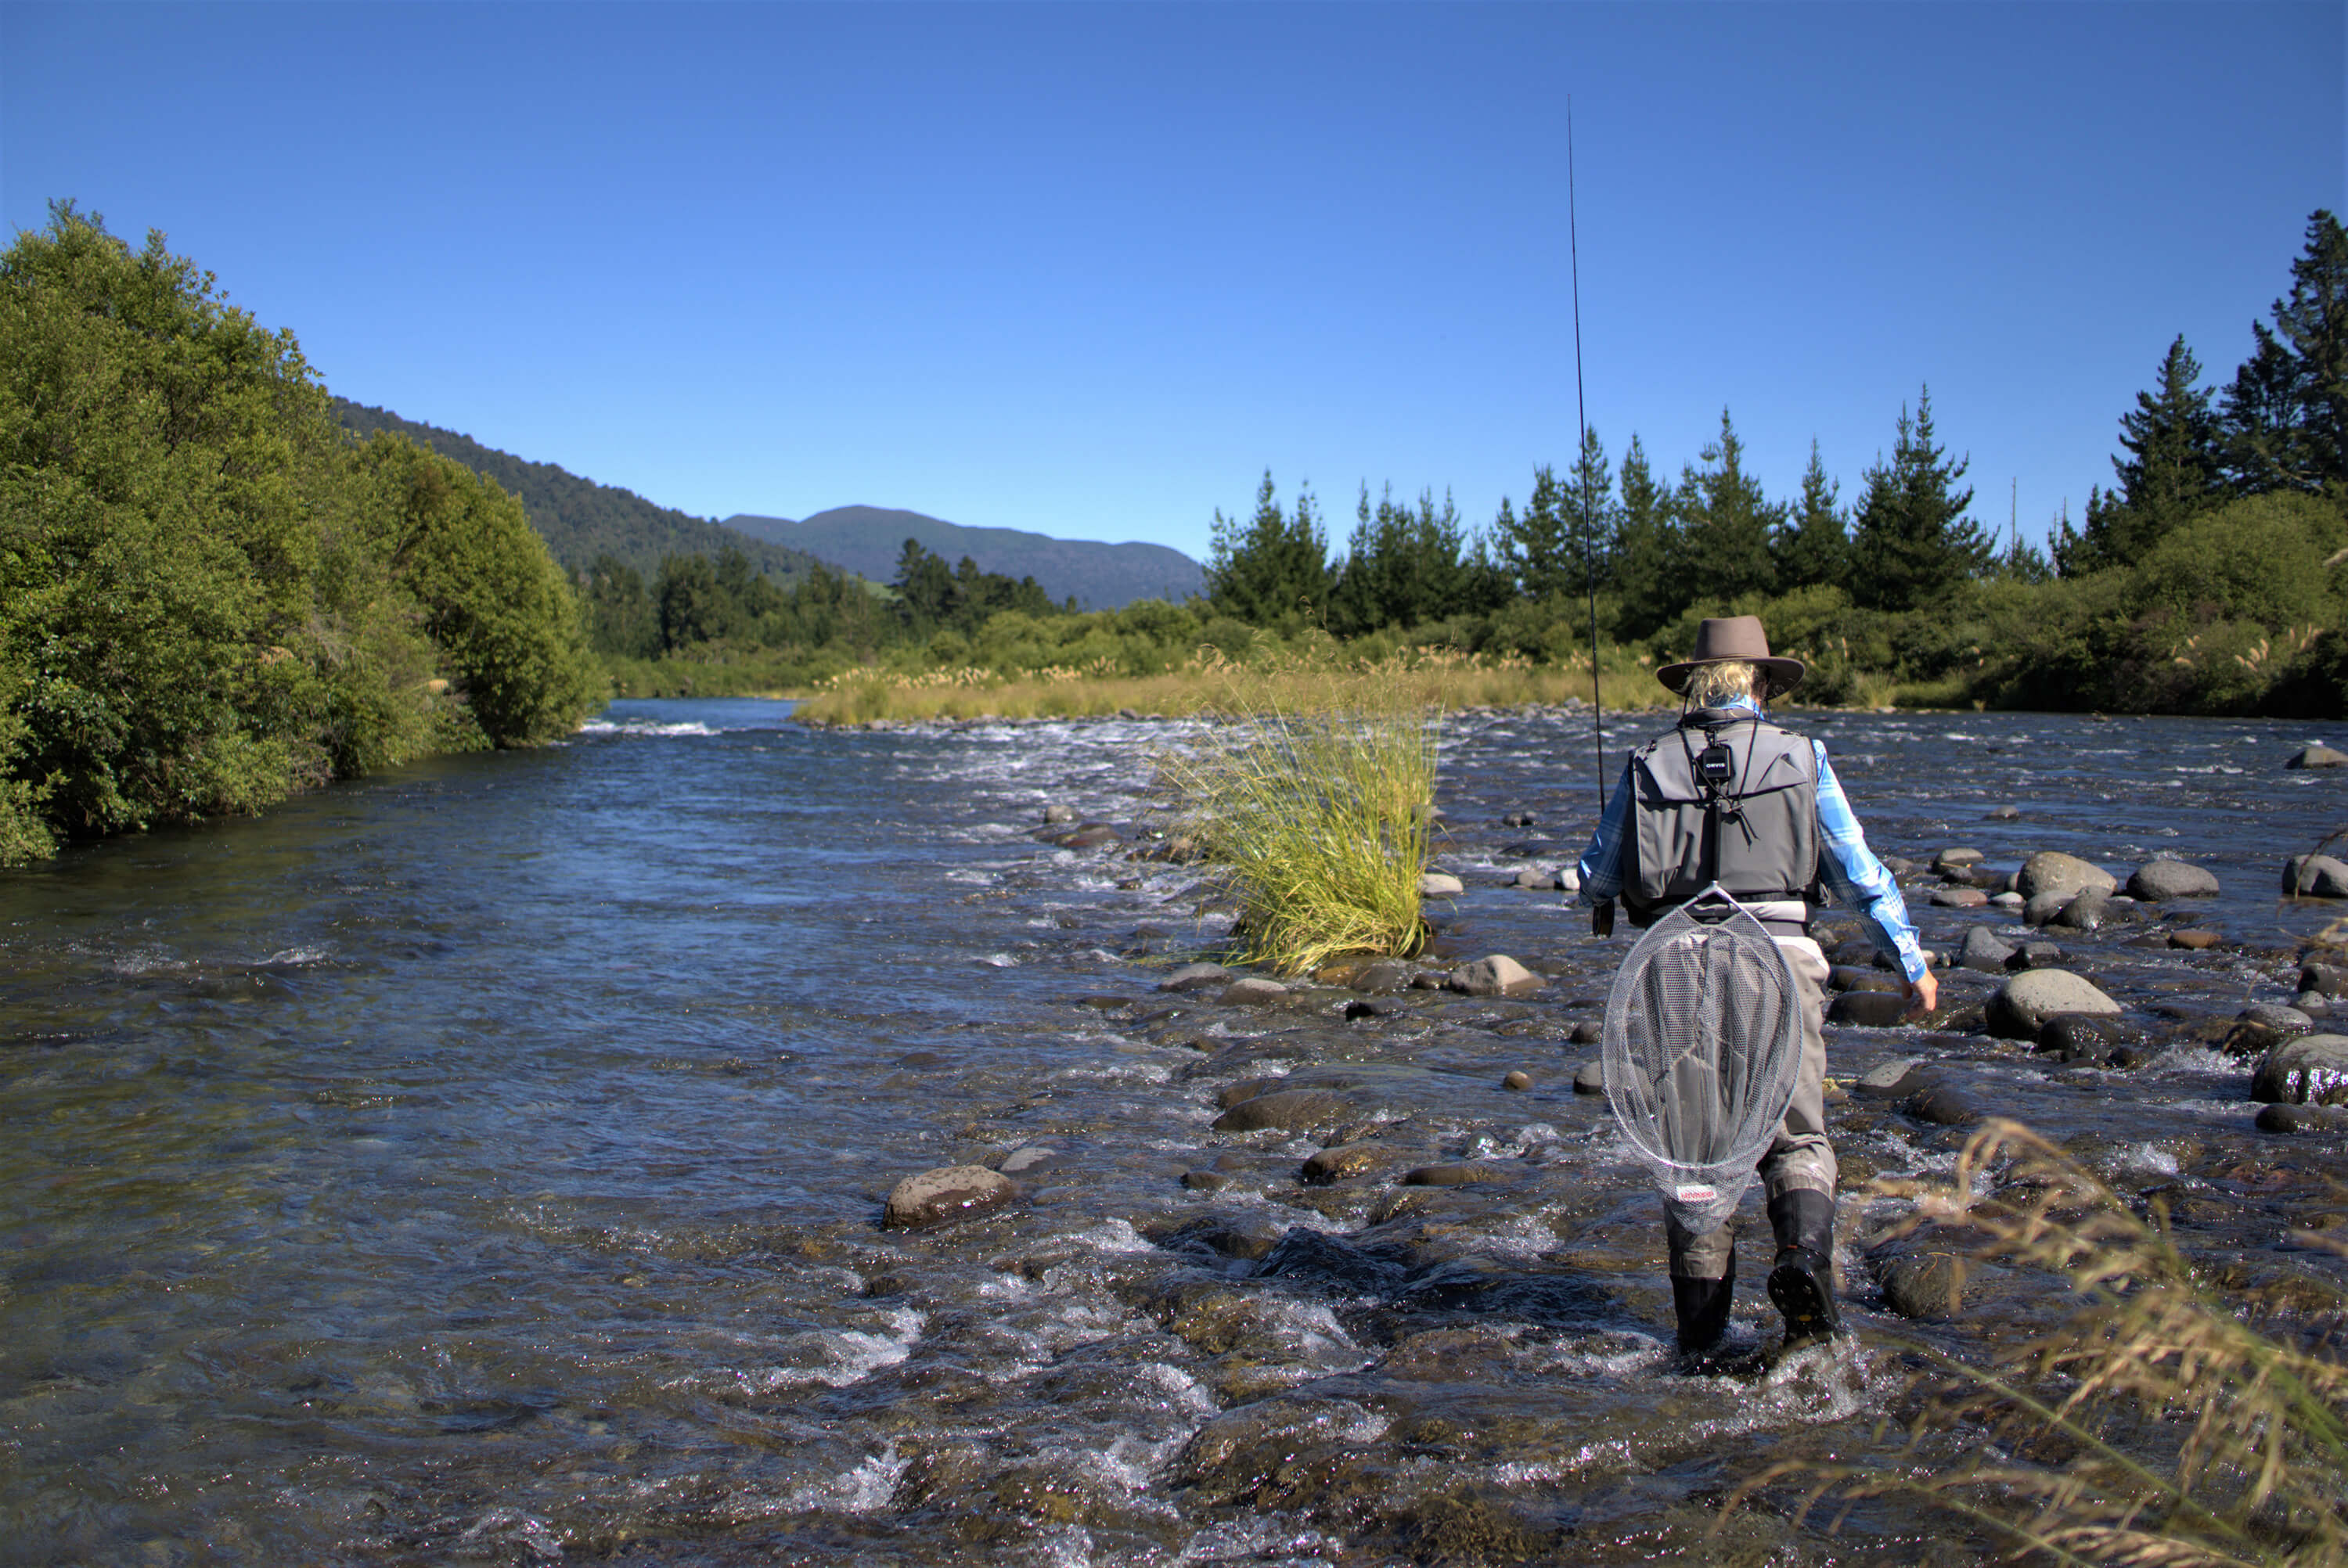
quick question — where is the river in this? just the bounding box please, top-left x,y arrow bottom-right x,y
3,699 -> 2344,1564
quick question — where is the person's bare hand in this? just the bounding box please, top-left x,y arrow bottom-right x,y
1904,968 -> 1939,1020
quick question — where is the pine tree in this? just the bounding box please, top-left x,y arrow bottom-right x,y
1205,472 -> 1331,624
1612,433 -> 1682,635
2060,336 -> 2225,572
1331,486 -> 1479,631
1492,464 -> 1570,602
1849,387 -> 1995,611
2219,210 -> 2348,498
1773,440 -> 1849,589
1676,408 -> 1780,601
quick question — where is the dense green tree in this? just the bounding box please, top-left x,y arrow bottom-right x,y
0,203 -> 595,862
1612,433 -> 1680,636
348,434 -> 597,745
1205,473 -> 1331,624
1774,440 -> 1849,589
2060,336 -> 2224,573
581,556 -> 661,660
1849,388 -> 1995,611
1330,486 -> 1496,633
1676,409 -> 1781,602
2220,210 -> 2348,498
1492,464 -> 1572,602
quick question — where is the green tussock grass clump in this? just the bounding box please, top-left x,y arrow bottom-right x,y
1153,651 -> 1441,976
1738,1120 -> 2348,1566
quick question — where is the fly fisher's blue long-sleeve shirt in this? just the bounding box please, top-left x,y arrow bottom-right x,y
1575,697 -> 1928,984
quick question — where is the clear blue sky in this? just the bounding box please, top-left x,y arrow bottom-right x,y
5,2 -> 2342,565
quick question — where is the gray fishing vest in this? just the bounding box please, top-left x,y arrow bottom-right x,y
1622,708 -> 1820,929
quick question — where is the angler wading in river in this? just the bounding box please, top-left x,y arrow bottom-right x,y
1574,615 -> 1937,1363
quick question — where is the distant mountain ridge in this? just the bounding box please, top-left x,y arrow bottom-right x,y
726,505 -> 1203,610
331,401 -> 826,584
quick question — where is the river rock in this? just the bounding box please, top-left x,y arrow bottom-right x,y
1350,959 -> 1411,994
2017,852 -> 2118,902
2036,1013 -> 2149,1066
884,1164 -> 1014,1228
1958,925 -> 2016,973
1419,872 -> 1464,897
2282,854 -> 2348,897
1987,969 -> 2120,1038
2295,991 -> 2332,1017
2300,962 -> 2348,998
1180,1169 -> 1233,1191
1501,810 -> 1538,827
1905,1081 -> 1983,1125
1877,1252 -> 1966,1318
1043,802 -> 1078,823
1502,1070 -> 1532,1091
1931,886 -> 1989,908
1985,804 -> 2022,820
1219,977 -> 1289,1006
2022,891 -> 2069,927
1512,866 -> 1557,889
2129,859 -> 2220,900
1830,990 -> 1909,1027
2256,1102 -> 2348,1134
1057,824 -> 1122,849
2052,889 -> 2113,931
1990,891 -> 2024,909
2239,1003 -> 2314,1035
1299,1142 -> 1402,1185
1573,1060 -> 1606,1094
1932,847 -> 1984,875
2252,1034 -> 2348,1105
1403,1162 -> 1507,1186
2285,745 -> 2348,768
2005,940 -> 2066,971
1855,1058 -> 1931,1099
2170,930 -> 2224,950
996,1144 -> 1066,1176
1449,954 -> 1542,997
1211,1088 -> 1355,1134
1569,1019 -> 1604,1046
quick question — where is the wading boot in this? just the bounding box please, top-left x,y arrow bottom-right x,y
1766,1189 -> 1842,1344
1670,1245 -> 1735,1368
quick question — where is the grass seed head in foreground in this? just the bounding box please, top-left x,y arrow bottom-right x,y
1732,1120 -> 2348,1566
1154,655 -> 1440,977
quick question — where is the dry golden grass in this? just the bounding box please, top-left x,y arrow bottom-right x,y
1734,1120 -> 2348,1566
784,642 -> 1670,725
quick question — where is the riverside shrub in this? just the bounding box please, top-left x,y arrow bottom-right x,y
0,203 -> 596,862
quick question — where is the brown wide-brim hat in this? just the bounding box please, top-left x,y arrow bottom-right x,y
1655,614 -> 1806,699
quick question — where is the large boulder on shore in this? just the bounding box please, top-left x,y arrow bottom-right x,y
2282,854 -> 2348,897
884,1165 -> 1014,1228
2252,1034 -> 2348,1105
1987,969 -> 2120,1039
2128,859 -> 2220,900
2016,851 -> 2118,903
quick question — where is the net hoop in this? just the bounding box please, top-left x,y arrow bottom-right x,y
1599,886 -> 1804,1232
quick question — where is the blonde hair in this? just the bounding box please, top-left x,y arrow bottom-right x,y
1684,660 -> 1758,706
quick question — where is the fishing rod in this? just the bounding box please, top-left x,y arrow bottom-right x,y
1568,98 -> 1614,937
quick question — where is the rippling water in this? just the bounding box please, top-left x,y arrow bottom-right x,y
4,699 -> 2346,1564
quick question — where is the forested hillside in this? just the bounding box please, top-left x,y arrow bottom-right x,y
332,400 -> 827,584
0,206 -> 600,864
726,505 -> 1204,609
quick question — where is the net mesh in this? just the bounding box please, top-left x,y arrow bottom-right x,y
1600,890 -> 1804,1232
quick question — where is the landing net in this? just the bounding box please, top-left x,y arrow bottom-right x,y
1600,888 -> 1803,1232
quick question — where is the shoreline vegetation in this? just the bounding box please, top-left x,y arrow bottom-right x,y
4,203 -> 2345,865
